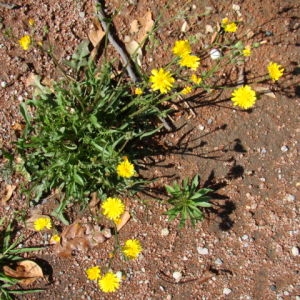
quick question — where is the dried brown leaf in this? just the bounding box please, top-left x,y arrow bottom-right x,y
137,11 -> 154,44
117,211 -> 131,231
88,18 -> 105,47
54,221 -> 109,257
3,260 -> 43,286
125,40 -> 143,66
1,184 -> 16,205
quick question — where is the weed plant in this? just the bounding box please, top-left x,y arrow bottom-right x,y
165,175 -> 212,227
16,41 -> 170,220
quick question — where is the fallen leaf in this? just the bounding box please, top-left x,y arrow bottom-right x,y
88,18 -> 105,47
137,10 -> 154,44
117,211 -> 131,231
181,20 -> 189,33
12,123 -> 25,131
3,260 -> 43,286
125,40 -> 143,66
255,86 -> 276,98
54,221 -> 111,257
1,185 -> 16,205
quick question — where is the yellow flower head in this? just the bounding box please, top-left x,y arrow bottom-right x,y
149,68 -> 175,94
134,87 -> 143,95
122,239 -> 143,259
98,272 -> 120,293
231,85 -> 256,110
179,54 -> 200,70
34,217 -> 52,231
267,62 -> 284,82
18,35 -> 31,50
86,266 -> 101,281
221,18 -> 237,33
116,158 -> 135,178
172,40 -> 191,57
242,46 -> 251,57
190,74 -> 202,85
180,86 -> 193,95
50,234 -> 61,244
101,197 -> 125,223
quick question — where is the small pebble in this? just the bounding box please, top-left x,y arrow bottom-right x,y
215,258 -> 223,265
79,11 -> 85,18
285,194 -> 295,201
1,81 -> 7,88
172,271 -> 182,282
283,291 -> 289,296
270,284 -> 277,291
296,296 -> 300,300
291,246 -> 299,256
223,288 -> 232,295
281,145 -> 289,152
260,147 -> 267,154
207,118 -> 213,125
197,247 -> 209,255
210,48 -> 221,60
198,124 -> 205,131
161,228 -> 169,236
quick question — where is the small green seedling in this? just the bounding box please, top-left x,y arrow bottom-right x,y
165,175 -> 212,228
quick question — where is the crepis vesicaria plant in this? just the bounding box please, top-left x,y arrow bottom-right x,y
165,175 -> 212,227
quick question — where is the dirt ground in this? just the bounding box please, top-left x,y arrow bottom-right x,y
0,0 -> 299,299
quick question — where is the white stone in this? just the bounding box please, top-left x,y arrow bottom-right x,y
241,235 -> 249,240
281,145 -> 289,152
291,246 -> 299,256
223,288 -> 232,295
215,258 -> 223,265
161,228 -> 169,236
197,247 -> 209,255
172,271 -> 182,282
210,49 -> 221,60
1,81 -> 7,88
205,25 -> 214,34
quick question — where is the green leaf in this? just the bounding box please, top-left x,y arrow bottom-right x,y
20,102 -> 31,124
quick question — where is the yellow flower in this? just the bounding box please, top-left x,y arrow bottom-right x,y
267,62 -> 284,82
231,85 -> 256,109
179,54 -> 200,70
242,46 -> 251,57
116,158 -> 135,178
180,86 -> 192,95
33,217 -> 52,231
134,87 -> 143,95
98,272 -> 120,293
50,234 -> 61,244
221,18 -> 237,33
86,266 -> 101,281
172,40 -> 191,57
28,18 -> 35,26
190,74 -> 202,84
149,68 -> 175,94
101,197 -> 125,223
122,239 -> 142,259
18,35 -> 31,50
